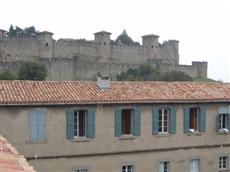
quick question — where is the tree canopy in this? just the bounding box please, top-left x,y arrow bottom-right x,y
114,29 -> 140,46
8,25 -> 39,38
18,62 -> 47,80
0,70 -> 16,80
116,64 -> 193,81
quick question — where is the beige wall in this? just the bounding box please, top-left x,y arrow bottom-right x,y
0,103 -> 229,172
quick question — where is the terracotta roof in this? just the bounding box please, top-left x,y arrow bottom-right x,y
0,135 -> 36,172
0,81 -> 230,106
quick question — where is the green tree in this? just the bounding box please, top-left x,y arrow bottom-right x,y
0,70 -> 16,80
18,62 -> 47,80
117,64 -> 160,81
8,25 -> 39,38
160,71 -> 193,81
114,29 -> 140,46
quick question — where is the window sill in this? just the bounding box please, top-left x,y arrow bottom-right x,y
71,137 -> 91,142
119,135 -> 136,140
156,133 -> 170,137
26,139 -> 47,144
218,169 -> 229,172
185,132 -> 202,136
217,130 -> 230,135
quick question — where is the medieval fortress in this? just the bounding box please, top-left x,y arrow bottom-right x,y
0,29 -> 207,80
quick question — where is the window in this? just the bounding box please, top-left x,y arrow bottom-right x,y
66,108 -> 95,139
29,111 -> 46,142
218,114 -> 228,131
73,169 -> 88,172
159,161 -> 170,172
104,42 -> 106,45
219,156 -> 228,170
158,109 -> 169,133
122,109 -> 133,135
74,110 -> 87,138
122,165 -> 134,172
190,159 -> 200,172
115,107 -> 141,137
189,108 -> 199,132
184,106 -> 206,133
152,107 -> 176,135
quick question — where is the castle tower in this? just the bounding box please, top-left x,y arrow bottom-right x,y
36,31 -> 54,59
94,31 -> 111,61
94,31 -> 111,46
0,29 -> 7,39
142,34 -> 159,59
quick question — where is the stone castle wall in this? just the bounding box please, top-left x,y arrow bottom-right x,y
0,30 -> 207,80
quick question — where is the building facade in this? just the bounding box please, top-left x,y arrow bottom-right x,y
0,80 -> 229,172
0,29 -> 207,80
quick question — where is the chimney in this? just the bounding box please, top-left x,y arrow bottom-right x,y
97,76 -> 110,89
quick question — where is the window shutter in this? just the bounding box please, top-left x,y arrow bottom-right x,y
183,107 -> 190,133
133,107 -> 141,136
37,111 -> 45,140
216,115 -> 220,132
169,107 -> 176,134
87,108 -> 95,138
228,114 -> 230,131
30,111 -> 38,141
115,108 -> 122,137
152,108 -> 159,134
66,111 -> 74,139
199,106 -> 206,132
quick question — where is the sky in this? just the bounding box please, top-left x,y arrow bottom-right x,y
0,0 -> 229,82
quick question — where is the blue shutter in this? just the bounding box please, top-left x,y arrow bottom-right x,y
37,111 -> 45,140
199,106 -> 206,132
227,114 -> 230,131
183,107 -> 190,133
115,108 -> 122,137
152,107 -> 159,134
87,108 -> 95,138
30,111 -> 38,141
66,111 -> 74,139
169,107 -> 176,134
133,107 -> 141,136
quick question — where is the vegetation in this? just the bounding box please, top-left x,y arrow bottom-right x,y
113,29 -> 140,46
8,25 -> 39,38
193,77 -> 216,82
117,64 -> 194,82
18,62 -> 47,80
0,70 -> 16,80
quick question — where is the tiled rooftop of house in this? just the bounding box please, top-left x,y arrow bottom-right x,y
0,80 -> 230,105
0,135 -> 36,172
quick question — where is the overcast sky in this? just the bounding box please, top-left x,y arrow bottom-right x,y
0,0 -> 229,82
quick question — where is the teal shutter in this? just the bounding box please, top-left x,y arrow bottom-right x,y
133,107 -> 141,136
37,111 -> 45,140
152,108 -> 159,134
227,114 -> 230,130
30,111 -> 38,141
87,108 -> 95,138
66,111 -> 74,139
199,106 -> 206,132
183,107 -> 190,133
115,108 -> 122,137
169,107 -> 176,134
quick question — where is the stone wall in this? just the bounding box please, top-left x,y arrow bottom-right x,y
0,31 -> 207,80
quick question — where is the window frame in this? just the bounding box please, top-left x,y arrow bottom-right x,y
218,113 -> 229,132
158,108 -> 170,134
121,108 -> 134,136
189,159 -> 200,172
218,156 -> 229,171
121,164 -> 134,172
189,107 -> 200,132
73,110 -> 88,138
159,161 -> 170,172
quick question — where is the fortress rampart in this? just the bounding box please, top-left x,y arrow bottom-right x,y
0,29 -> 207,80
